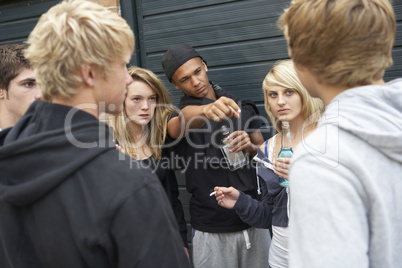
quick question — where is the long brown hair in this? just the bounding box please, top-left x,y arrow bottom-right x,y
112,66 -> 176,159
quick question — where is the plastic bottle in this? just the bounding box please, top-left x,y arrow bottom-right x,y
278,122 -> 293,187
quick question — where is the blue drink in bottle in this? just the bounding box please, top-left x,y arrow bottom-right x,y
278,122 -> 292,187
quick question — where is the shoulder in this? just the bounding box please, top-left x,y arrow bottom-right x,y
87,149 -> 158,188
261,135 -> 278,151
259,139 -> 270,153
178,94 -> 203,109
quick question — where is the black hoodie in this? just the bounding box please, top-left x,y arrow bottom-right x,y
0,100 -> 190,268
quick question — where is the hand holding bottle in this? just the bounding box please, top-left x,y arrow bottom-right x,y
274,158 -> 291,181
220,126 -> 248,171
225,130 -> 254,155
278,121 -> 293,187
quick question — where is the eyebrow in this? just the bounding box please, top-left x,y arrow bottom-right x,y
130,94 -> 157,98
179,67 -> 202,82
179,76 -> 189,83
19,78 -> 36,84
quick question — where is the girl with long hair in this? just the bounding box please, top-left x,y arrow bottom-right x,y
214,60 -> 324,267
112,66 -> 189,258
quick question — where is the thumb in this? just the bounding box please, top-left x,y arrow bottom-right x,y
216,186 -> 232,194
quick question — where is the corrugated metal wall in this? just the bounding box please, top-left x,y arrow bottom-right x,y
125,0 -> 289,120
0,0 -> 60,44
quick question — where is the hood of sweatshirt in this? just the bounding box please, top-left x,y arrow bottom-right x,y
324,78 -> 402,163
0,100 -> 115,207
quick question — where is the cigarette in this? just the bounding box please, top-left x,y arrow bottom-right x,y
209,191 -> 216,196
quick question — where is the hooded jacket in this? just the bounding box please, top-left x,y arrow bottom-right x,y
288,79 -> 402,268
0,100 -> 190,268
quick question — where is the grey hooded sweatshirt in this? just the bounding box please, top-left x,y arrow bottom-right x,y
288,79 -> 402,268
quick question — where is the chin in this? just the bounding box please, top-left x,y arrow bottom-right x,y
138,120 -> 151,126
278,115 -> 293,122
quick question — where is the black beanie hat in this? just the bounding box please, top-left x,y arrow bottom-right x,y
161,43 -> 206,82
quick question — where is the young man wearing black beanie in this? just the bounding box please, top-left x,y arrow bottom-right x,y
162,43 -> 271,268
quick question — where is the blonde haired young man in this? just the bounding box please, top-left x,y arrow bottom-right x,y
0,1 -> 189,267
279,0 -> 402,267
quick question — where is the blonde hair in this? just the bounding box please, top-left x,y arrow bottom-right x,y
25,0 -> 134,102
278,0 -> 395,87
262,60 -> 324,132
112,67 -> 177,160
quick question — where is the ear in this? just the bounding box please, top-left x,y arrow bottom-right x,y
81,64 -> 95,87
202,60 -> 208,72
171,81 -> 181,90
0,88 -> 6,100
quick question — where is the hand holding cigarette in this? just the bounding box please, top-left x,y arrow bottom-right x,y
212,186 -> 240,210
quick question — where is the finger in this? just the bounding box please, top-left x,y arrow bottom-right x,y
229,133 -> 249,147
229,134 -> 250,152
209,109 -> 227,122
227,130 -> 245,140
218,187 -> 232,194
229,106 -> 241,119
214,100 -> 232,115
274,169 -> 287,180
219,97 -> 241,117
275,161 -> 290,173
276,158 -> 291,164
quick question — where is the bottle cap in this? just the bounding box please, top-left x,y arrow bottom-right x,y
221,125 -> 229,135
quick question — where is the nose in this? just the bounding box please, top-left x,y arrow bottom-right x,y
277,93 -> 285,106
34,87 -> 41,100
141,99 -> 149,110
190,76 -> 200,87
126,71 -> 133,86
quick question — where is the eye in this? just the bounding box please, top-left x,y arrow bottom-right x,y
269,92 -> 277,97
149,97 -> 156,102
24,81 -> 36,88
133,98 -> 140,102
195,68 -> 201,74
180,77 -> 189,83
286,89 -> 294,95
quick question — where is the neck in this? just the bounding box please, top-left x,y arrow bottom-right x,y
285,115 -> 316,148
0,105 -> 18,129
319,79 -> 386,106
52,87 -> 99,119
127,121 -> 146,141
205,83 -> 217,100
127,121 -> 153,160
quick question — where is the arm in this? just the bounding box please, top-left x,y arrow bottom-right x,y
214,179 -> 273,228
164,169 -> 189,249
167,96 -> 241,139
110,181 -> 190,268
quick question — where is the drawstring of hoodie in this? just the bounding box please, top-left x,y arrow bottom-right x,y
243,229 -> 251,249
256,164 -> 261,195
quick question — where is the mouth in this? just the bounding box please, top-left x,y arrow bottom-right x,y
195,86 -> 205,93
139,114 -> 149,118
278,109 -> 289,114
